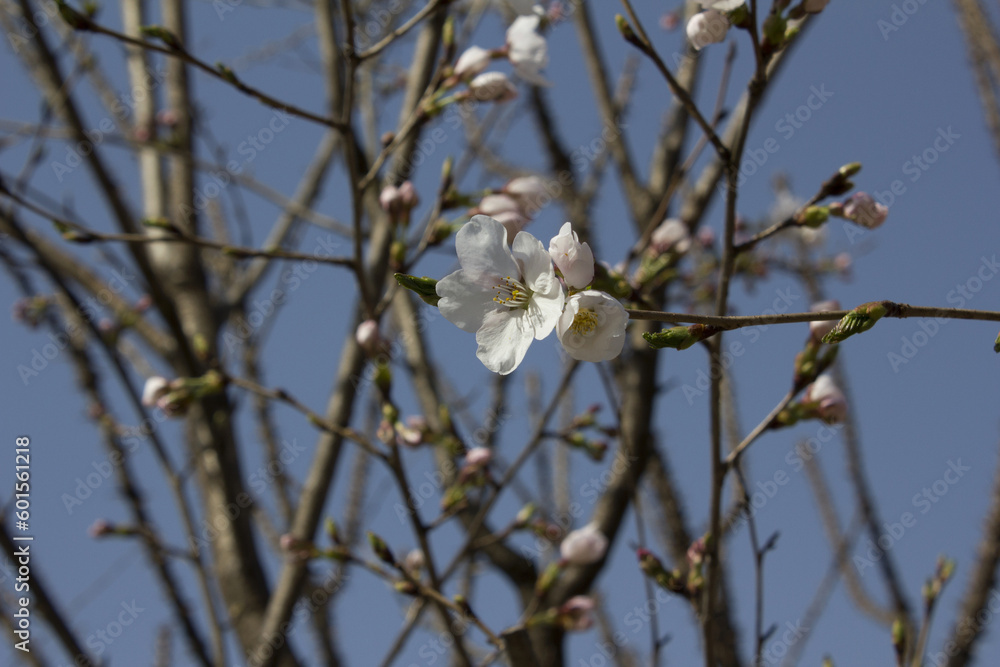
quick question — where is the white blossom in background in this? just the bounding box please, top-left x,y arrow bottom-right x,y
686,10 -> 729,50
403,549 -> 425,573
843,192 -> 889,229
355,319 -> 380,352
436,216 -> 564,375
650,218 -> 692,254
506,14 -> 550,85
503,175 -> 550,215
805,373 -> 848,424
453,46 -> 493,79
548,222 -> 595,289
469,71 -> 519,102
557,290 -> 628,362
493,210 -> 531,238
142,376 -> 170,407
560,523 -> 608,565
808,300 -> 840,341
475,193 -> 530,238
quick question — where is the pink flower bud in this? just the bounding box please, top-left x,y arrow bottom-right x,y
560,523 -> 608,565
549,222 -> 595,289
465,446 -> 492,468
809,300 -> 841,341
404,548 -> 426,573
558,596 -> 595,631
686,10 -> 729,50
494,211 -> 531,239
503,175 -> 549,210
477,193 -> 522,217
397,181 -> 419,209
843,193 -> 889,229
453,46 -> 492,79
141,376 -> 171,407
469,72 -> 518,102
805,374 -> 848,424
380,184 -> 401,212
88,519 -> 114,538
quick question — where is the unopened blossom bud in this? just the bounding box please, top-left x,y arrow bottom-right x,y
465,446 -> 492,468
453,46 -> 492,79
804,373 -> 847,424
476,193 -> 522,218
396,422 -> 423,447
404,549 -> 425,573
643,324 -> 722,350
557,596 -> 595,631
660,11 -> 680,31
560,523 -> 608,565
549,222 -> 595,289
367,531 -> 396,565
88,519 -> 115,538
687,10 -> 729,50
843,193 -> 889,229
398,181 -> 419,209
833,252 -> 852,274
822,300 -> 895,344
156,109 -> 178,127
380,184 -> 401,212
516,503 -> 536,526
503,175 -> 549,215
469,72 -> 518,102
650,218 -> 691,254
809,300 -> 841,341
141,376 -> 171,407
356,319 -> 381,354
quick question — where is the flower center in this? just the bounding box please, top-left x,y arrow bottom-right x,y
569,309 -> 599,337
493,276 -> 531,309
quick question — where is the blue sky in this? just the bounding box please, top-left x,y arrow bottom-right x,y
3,1 -> 1000,665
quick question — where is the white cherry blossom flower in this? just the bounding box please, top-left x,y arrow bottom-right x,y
557,290 -> 628,362
843,192 -> 889,229
436,215 -> 564,374
506,14 -> 550,85
650,218 -> 691,254
549,222 -> 594,289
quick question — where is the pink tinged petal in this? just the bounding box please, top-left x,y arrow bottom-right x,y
549,222 -> 595,289
511,230 -> 555,290
475,309 -> 534,375
436,270 -> 500,333
455,215 -> 519,282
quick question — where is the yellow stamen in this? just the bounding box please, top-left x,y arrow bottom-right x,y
493,276 -> 530,309
569,309 -> 599,336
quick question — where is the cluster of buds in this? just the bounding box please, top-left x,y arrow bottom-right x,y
921,555 -> 956,610
527,595 -> 596,632
636,535 -> 710,599
11,296 -> 50,328
684,0 -> 831,55
773,373 -> 847,428
379,181 -> 419,221
431,5 -> 550,113
141,371 -> 224,417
